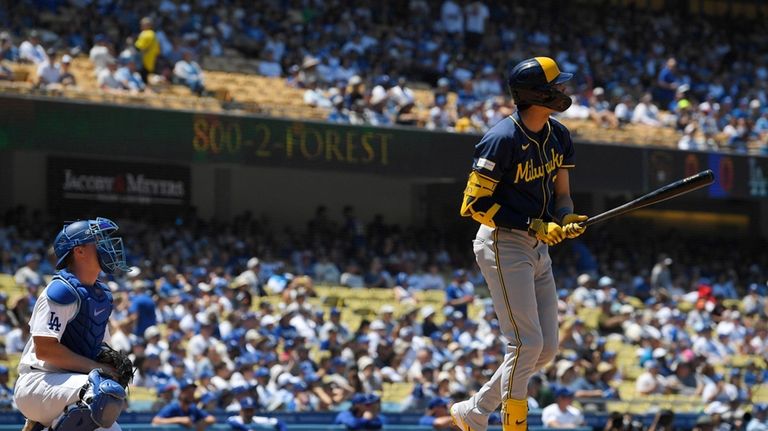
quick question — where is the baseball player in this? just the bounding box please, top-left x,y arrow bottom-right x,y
14,218 -> 131,431
452,57 -> 588,431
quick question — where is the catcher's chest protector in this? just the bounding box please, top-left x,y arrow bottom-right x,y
54,270 -> 113,360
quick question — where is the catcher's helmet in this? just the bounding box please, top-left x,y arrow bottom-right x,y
508,57 -> 573,112
54,217 -> 129,273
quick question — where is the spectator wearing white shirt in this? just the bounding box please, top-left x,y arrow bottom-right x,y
541,387 -> 585,429
5,323 -> 29,354
37,50 -> 61,88
89,34 -> 113,75
474,65 -> 502,99
702,373 -> 739,406
743,284 -> 766,315
14,253 -> 44,289
747,404 -> 768,431
116,58 -> 146,92
632,93 -> 663,126
614,94 -> 634,125
441,0 -> 464,34
464,2 -> 489,46
390,77 -> 415,108
174,49 -> 205,95
636,360 -> 667,395
258,50 -> 282,77
427,97 -> 452,130
303,79 -> 333,109
97,58 -> 124,92
18,31 -> 47,65
58,55 -> 77,87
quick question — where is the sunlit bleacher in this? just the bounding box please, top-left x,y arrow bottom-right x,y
0,56 -> 727,150
0,272 -> 765,415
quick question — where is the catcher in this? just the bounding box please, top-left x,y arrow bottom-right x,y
14,218 -> 134,431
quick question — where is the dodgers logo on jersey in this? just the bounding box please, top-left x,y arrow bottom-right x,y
48,312 -> 61,332
514,149 -> 564,184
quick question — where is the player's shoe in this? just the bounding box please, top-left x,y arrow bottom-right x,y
450,399 -> 489,431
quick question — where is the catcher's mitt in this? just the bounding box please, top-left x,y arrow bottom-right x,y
95,344 -> 135,388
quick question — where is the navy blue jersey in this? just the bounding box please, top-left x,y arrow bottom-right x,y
471,113 -> 575,229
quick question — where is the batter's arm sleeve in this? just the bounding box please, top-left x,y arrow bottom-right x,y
460,171 -> 530,229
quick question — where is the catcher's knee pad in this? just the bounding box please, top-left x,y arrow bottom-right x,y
82,369 -> 126,428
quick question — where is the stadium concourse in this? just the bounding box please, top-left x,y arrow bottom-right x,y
0,0 -> 766,153
0,208 -> 766,430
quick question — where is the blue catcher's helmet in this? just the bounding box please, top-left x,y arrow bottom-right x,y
53,217 -> 129,274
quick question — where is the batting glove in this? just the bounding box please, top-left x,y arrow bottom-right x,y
561,214 -> 588,239
528,219 -> 566,246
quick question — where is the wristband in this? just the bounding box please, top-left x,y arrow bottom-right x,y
555,207 -> 572,224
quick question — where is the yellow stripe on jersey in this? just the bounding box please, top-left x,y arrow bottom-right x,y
535,57 -> 560,83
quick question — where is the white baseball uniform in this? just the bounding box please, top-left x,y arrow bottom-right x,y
14,284 -> 120,430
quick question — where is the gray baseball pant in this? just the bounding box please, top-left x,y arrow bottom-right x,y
470,224 -> 559,412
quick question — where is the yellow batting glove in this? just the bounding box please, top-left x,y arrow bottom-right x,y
562,213 -> 588,239
528,219 -> 566,246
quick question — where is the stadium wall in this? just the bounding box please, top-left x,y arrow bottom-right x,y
0,95 -> 766,234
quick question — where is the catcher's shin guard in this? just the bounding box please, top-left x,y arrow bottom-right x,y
52,370 -> 126,431
83,369 -> 126,428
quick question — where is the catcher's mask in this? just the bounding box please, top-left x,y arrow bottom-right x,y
54,218 -> 129,274
507,57 -> 573,112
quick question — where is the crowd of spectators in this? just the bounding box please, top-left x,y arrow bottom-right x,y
0,1 -> 766,153
0,206 -> 767,430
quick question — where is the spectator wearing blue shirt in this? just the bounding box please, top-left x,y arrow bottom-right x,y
445,269 -> 474,318
0,366 -> 12,411
334,393 -> 383,430
227,397 -> 286,430
152,382 -> 178,412
328,95 -> 350,124
174,49 -> 206,95
365,393 -> 387,426
115,58 -> 146,92
159,265 -> 185,298
0,32 -> 18,62
129,284 -> 156,337
418,397 -> 455,429
152,379 -> 216,429
656,58 -> 679,110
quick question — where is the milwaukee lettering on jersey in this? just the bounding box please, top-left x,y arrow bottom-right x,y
514,149 -> 564,184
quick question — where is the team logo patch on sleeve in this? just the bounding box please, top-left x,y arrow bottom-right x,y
477,158 -> 496,171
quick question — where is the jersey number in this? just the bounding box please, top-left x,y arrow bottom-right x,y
48,312 -> 61,332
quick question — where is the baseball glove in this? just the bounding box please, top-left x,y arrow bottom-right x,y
95,344 -> 135,388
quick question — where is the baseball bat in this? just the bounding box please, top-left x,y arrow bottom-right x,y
581,169 -> 715,227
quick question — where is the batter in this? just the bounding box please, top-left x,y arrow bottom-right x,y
452,57 -> 588,431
